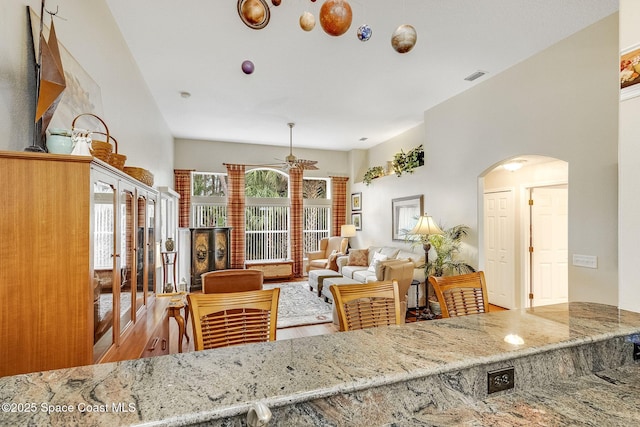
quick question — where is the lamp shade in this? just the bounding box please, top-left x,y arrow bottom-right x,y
409,215 -> 443,236
341,224 -> 357,237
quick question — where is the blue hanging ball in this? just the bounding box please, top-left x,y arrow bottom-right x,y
357,24 -> 372,42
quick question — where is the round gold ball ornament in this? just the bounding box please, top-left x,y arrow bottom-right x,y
319,0 -> 352,37
391,24 -> 417,53
300,11 -> 316,31
238,0 -> 270,30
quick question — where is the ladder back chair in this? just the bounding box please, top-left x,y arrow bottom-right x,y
187,288 -> 280,350
330,280 -> 402,331
428,271 -> 489,318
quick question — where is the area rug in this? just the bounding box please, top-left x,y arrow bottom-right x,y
262,282 -> 332,329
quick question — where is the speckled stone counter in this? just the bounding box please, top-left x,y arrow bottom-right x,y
1,302 -> 639,426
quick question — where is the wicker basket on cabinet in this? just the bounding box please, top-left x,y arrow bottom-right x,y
71,113 -> 127,170
124,166 -> 154,187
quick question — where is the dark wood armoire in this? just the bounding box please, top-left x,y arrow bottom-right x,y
189,227 -> 231,291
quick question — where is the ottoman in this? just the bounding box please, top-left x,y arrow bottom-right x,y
308,269 -> 342,297
321,276 -> 360,326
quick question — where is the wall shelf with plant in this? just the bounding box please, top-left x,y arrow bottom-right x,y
392,144 -> 424,177
363,166 -> 386,185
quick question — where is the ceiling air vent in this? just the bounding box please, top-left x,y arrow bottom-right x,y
464,70 -> 487,82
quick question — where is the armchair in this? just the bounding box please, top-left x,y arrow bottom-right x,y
306,236 -> 348,272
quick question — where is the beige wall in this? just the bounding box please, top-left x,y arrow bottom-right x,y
174,138 -> 349,178
0,0 -> 174,186
619,0 -> 640,313
356,14 -> 619,306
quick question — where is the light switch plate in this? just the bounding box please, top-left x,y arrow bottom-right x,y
572,254 -> 598,269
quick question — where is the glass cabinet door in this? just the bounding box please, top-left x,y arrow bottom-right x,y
147,197 -> 156,296
119,188 -> 135,334
93,180 -> 116,362
136,196 -> 147,312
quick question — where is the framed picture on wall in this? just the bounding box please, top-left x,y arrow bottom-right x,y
621,43 -> 640,101
352,213 -> 362,231
391,195 -> 424,241
351,192 -> 362,211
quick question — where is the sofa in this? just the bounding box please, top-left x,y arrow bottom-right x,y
331,245 -> 427,318
306,236 -> 349,272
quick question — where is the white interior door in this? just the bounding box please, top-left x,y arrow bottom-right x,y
530,185 -> 568,307
483,190 -> 515,309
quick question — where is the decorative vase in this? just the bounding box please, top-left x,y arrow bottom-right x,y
46,129 -> 74,154
165,237 -> 175,252
164,282 -> 174,293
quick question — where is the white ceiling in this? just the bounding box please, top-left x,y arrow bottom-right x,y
105,0 -> 618,152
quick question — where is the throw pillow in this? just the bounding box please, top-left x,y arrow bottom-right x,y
375,259 -> 407,281
368,251 -> 388,272
347,249 -> 369,266
325,250 -> 341,271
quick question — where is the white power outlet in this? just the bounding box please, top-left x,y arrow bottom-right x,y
572,254 -> 598,269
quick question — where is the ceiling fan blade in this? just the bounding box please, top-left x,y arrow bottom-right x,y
295,159 -> 318,170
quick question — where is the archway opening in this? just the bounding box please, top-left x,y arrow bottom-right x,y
480,155 -> 568,309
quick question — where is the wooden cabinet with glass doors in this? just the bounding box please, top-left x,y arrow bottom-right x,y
0,151 -> 167,378
91,167 -> 164,364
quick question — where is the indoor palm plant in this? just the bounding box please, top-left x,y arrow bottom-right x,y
423,224 -> 475,277
407,224 -> 475,315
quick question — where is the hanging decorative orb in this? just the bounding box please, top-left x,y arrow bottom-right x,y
391,24 -> 417,53
241,60 -> 255,74
319,0 -> 352,37
271,0 -> 281,5
357,24 -> 372,41
300,11 -> 315,31
238,0 -> 270,30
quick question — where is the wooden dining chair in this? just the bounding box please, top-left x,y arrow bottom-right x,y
428,271 -> 489,318
329,280 -> 402,331
187,288 -> 280,350
201,269 -> 264,293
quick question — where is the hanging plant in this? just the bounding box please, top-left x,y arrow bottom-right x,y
363,166 -> 386,186
392,144 -> 424,177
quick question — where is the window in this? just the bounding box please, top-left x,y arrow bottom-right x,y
245,169 -> 289,260
303,178 -> 331,253
189,170 -> 332,261
192,172 -> 227,227
192,172 -> 227,197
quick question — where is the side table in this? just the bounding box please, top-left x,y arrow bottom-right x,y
409,279 -> 420,319
168,295 -> 190,353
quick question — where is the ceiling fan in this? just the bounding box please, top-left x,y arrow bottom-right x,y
249,123 -> 318,171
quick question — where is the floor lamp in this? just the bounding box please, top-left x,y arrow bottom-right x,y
409,215 -> 443,319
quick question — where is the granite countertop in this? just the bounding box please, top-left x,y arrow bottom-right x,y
1,302 -> 639,426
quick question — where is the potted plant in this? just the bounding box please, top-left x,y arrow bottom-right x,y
424,224 -> 475,277
392,144 -> 424,177
407,224 -> 475,315
363,165 -> 386,185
